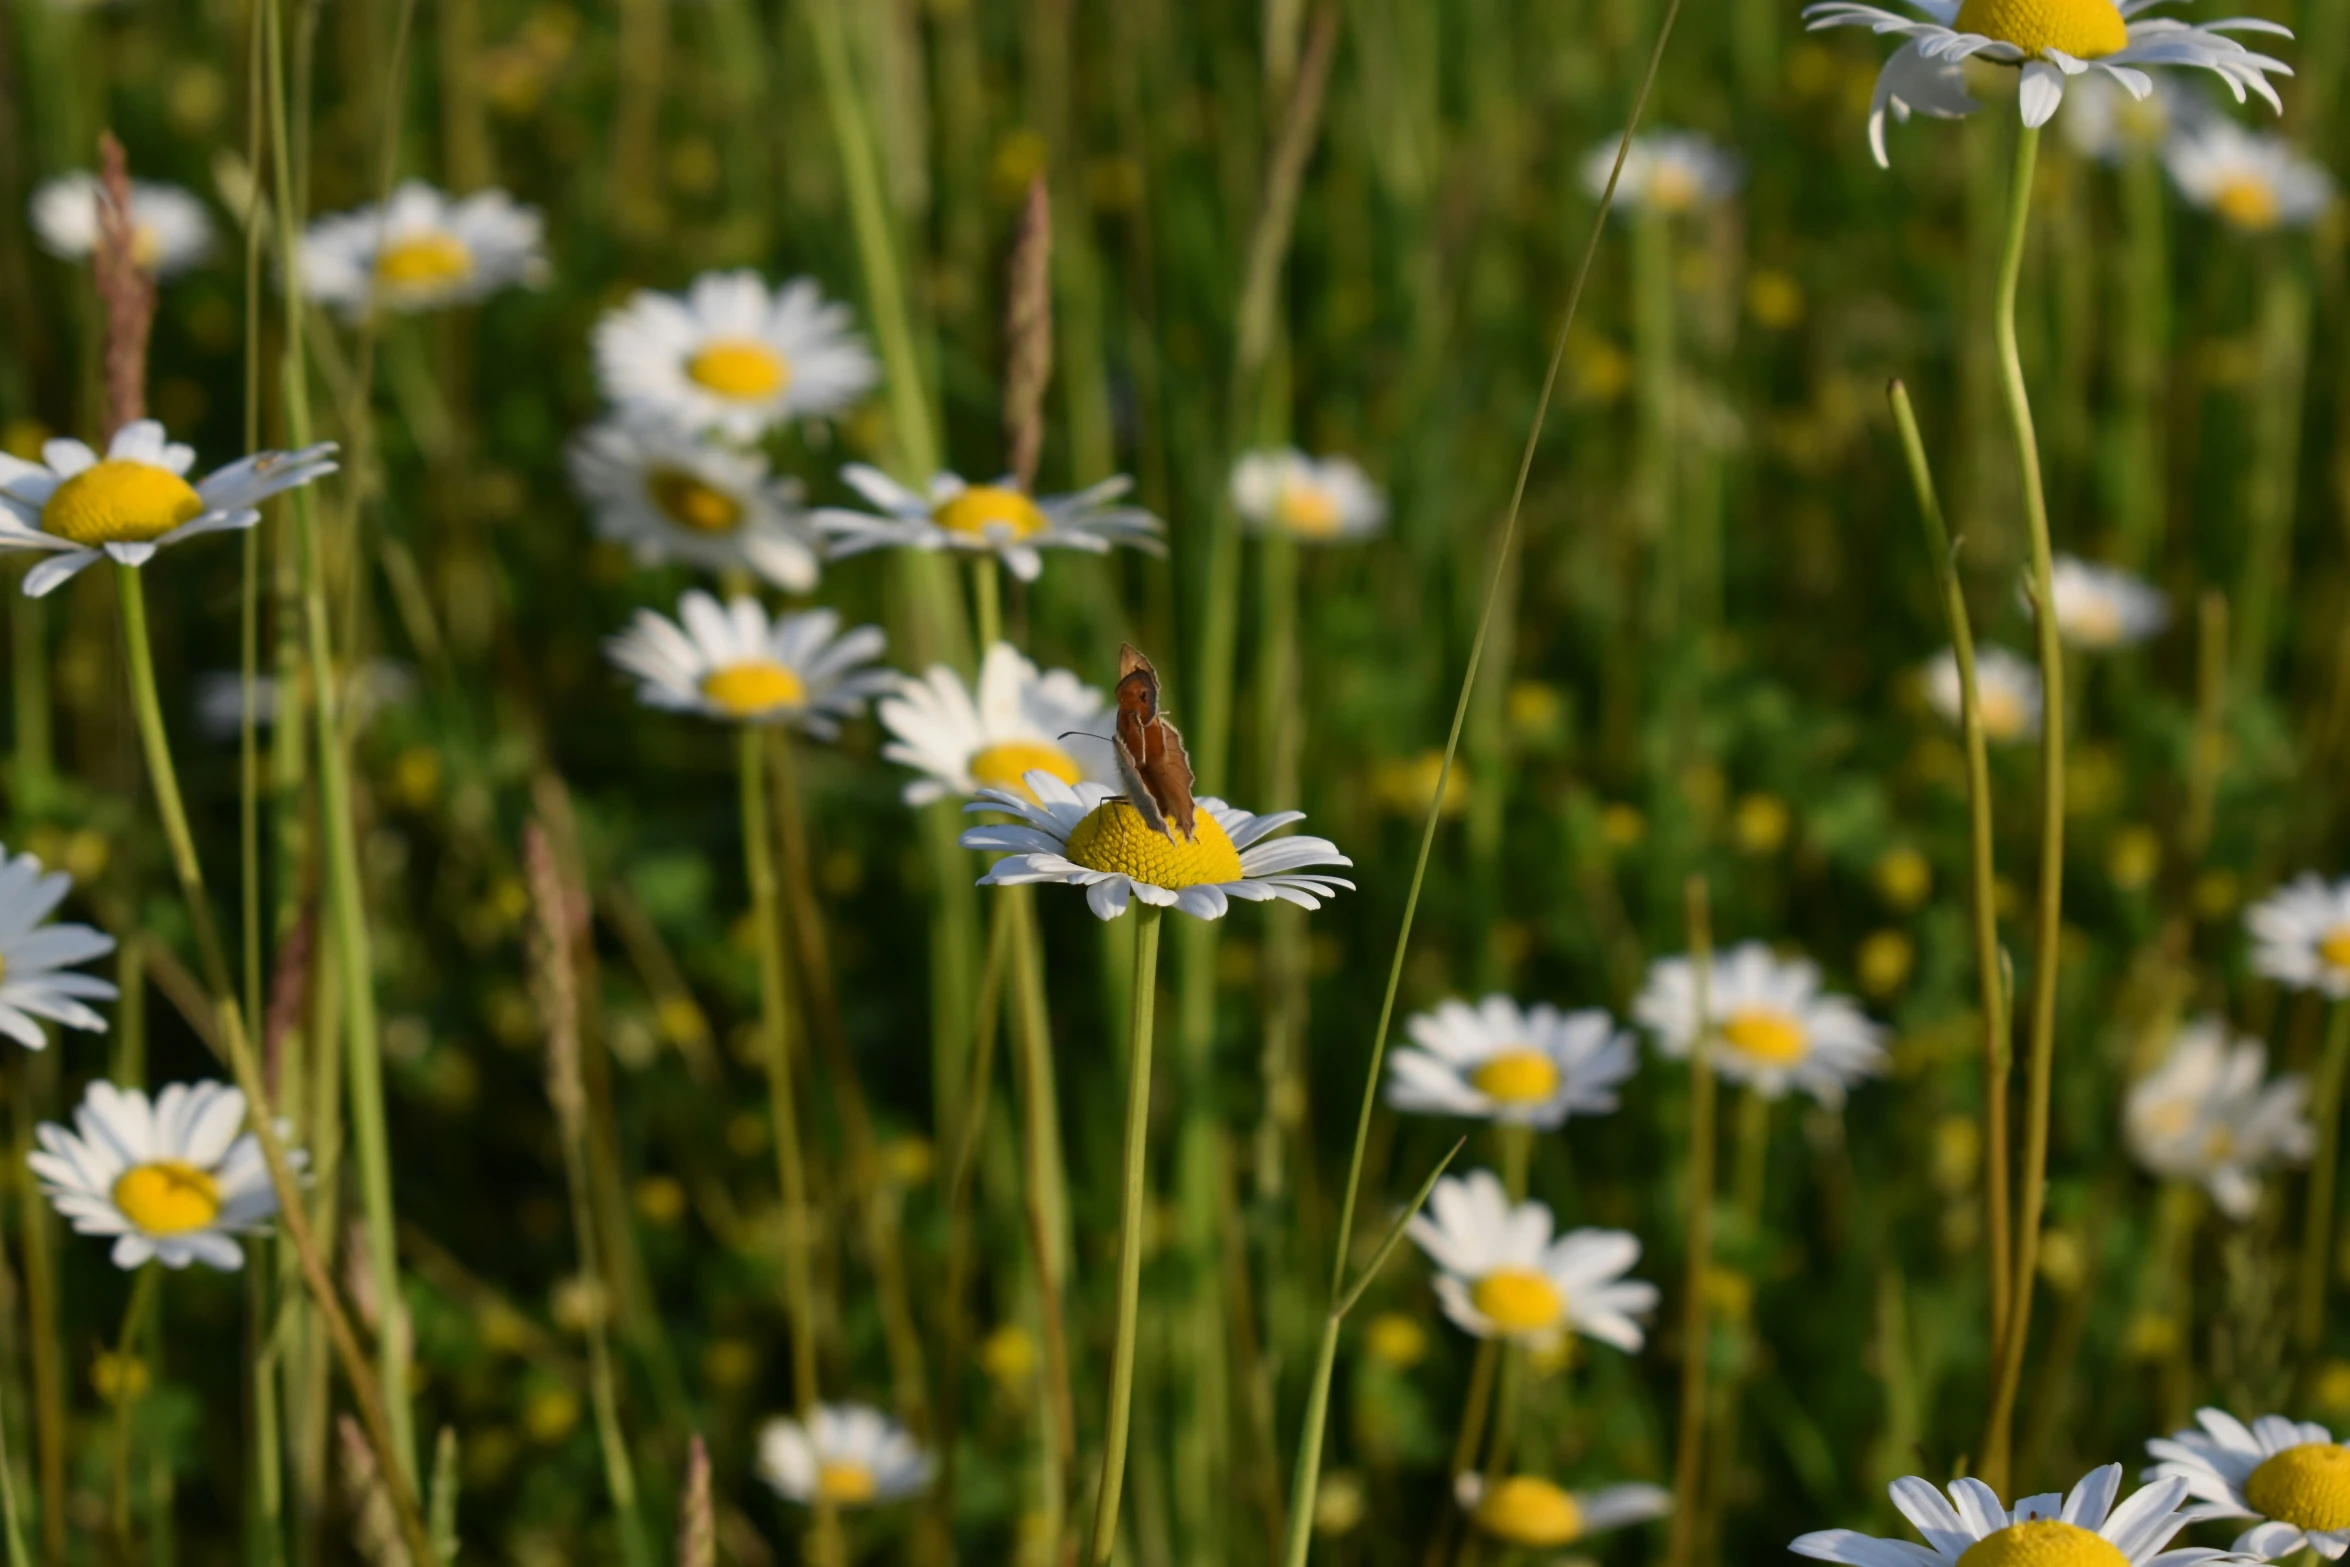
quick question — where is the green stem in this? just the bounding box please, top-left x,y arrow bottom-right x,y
110,1266 -> 161,1554
1009,887 -> 1077,1529
0,1298 -> 26,1567
1665,876 -> 1716,1567
1977,120 -> 2064,1501
1887,380 -> 2011,1362
2299,1004 -> 2350,1355
1090,902 -> 1163,1564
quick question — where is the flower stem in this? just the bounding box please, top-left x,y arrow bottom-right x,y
1665,874 -> 1717,1567
1976,120 -> 2064,1500
1090,901 -> 1163,1564
2299,1002 -> 2350,1356
109,1265 -> 159,1555
1887,379 -> 2011,1364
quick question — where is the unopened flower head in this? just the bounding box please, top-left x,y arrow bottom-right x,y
30,173 -> 214,278
1801,0 -> 2293,169
1230,448 -> 1386,543
2124,1017 -> 2310,1220
1582,130 -> 1742,212
2146,1409 -> 2350,1560
0,420 -> 337,597
2039,555 -> 2169,650
566,417 -> 820,591
30,1080 -> 295,1271
1925,646 -> 2043,743
1793,1465 -> 2241,1567
755,1404 -> 932,1508
1634,941 -> 1888,1107
594,271 -> 876,442
2165,119 -> 2334,232
1454,1475 -> 1670,1549
605,591 -> 888,736
817,466 -> 1164,584
0,842 -> 118,1049
2245,874 -> 2350,999
1387,996 -> 1638,1129
879,642 -> 1114,807
1406,1170 -> 1657,1350
300,180 -> 546,316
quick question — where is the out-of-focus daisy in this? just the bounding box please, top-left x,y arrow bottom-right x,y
1794,1465 -> 2235,1567
29,1080 -> 292,1271
816,467 -> 1163,584
593,271 -> 876,442
1581,130 -> 1743,212
565,418 -> 819,590
1924,646 -> 2043,743
1454,1476 -> 1670,1549
2035,555 -> 2169,650
878,642 -> 1112,806
29,173 -> 215,278
1405,1170 -> 1657,1350
1387,996 -> 1637,1129
2061,74 -> 2206,163
300,180 -> 546,316
0,843 -> 117,1049
1230,448 -> 1386,543
755,1404 -> 932,1508
2124,1017 -> 2310,1220
0,420 -> 337,597
605,590 -> 888,736
1634,941 -> 1888,1107
2147,1409 -> 2350,1560
959,773 -> 1351,922
1801,0 -> 2293,169
192,660 -> 416,741
2245,875 -> 2350,999
2165,119 -> 2334,232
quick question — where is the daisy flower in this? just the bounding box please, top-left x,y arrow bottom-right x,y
2245,874 -> 2350,999
2061,74 -> 2205,162
1797,1467 -> 2240,1567
1405,1171 -> 1656,1349
815,466 -> 1164,584
0,420 -> 338,598
29,172 -> 214,278
1800,0 -> 2294,169
193,660 -> 416,741
1454,1476 -> 1670,1549
2147,1409 -> 2350,1560
605,590 -> 888,736
2165,118 -> 2334,232
1633,941 -> 1888,1107
0,842 -> 118,1049
593,271 -> 876,442
958,772 -> 1352,922
565,417 -> 820,591
755,1404 -> 932,1508
1924,646 -> 2043,743
2124,1018 -> 2310,1220
1230,448 -> 1386,543
300,180 -> 546,317
29,1080 -> 293,1271
2036,555 -> 2169,650
1581,129 -> 1743,212
1387,996 -> 1638,1129
878,642 -> 1113,807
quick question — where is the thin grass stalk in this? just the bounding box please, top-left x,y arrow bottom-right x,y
1255,528 -> 1305,1209
1664,875 -> 1717,1567
1089,901 -> 1164,1564
109,1265 -> 161,1553
0,1319 -> 26,1567
11,1044 -> 63,1567
1976,121 -> 2065,1500
2232,256 -> 2309,694
1887,380 -> 2011,1360
1631,205 -> 1677,659
1456,1342 -> 1525,1567
1008,886 -> 1077,1529
2109,150 -> 2168,572
2298,1002 -> 2350,1355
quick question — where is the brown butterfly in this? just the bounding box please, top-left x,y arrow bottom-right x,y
1112,644 -> 1197,843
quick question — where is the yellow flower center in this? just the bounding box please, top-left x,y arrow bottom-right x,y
1981,685 -> 2031,740
1955,1521 -> 2131,1567
1275,480 -> 1342,538
645,468 -> 744,535
1471,1049 -> 1563,1105
699,660 -> 807,718
934,485 -> 1049,540
1648,162 -> 1703,213
1721,1009 -> 1809,1065
1471,1268 -> 1565,1333
814,1460 -> 878,1505
1061,800 -> 1243,890
2322,927 -> 2350,973
41,459 -> 206,547
373,231 -> 475,289
969,740 -> 1084,798
2214,176 -> 2281,231
2246,1443 -> 2350,1533
1952,0 -> 2129,58
1474,1477 -> 1584,1547
111,1160 -> 222,1236
2065,596 -> 2124,648
130,224 -> 161,270
686,339 -> 791,402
